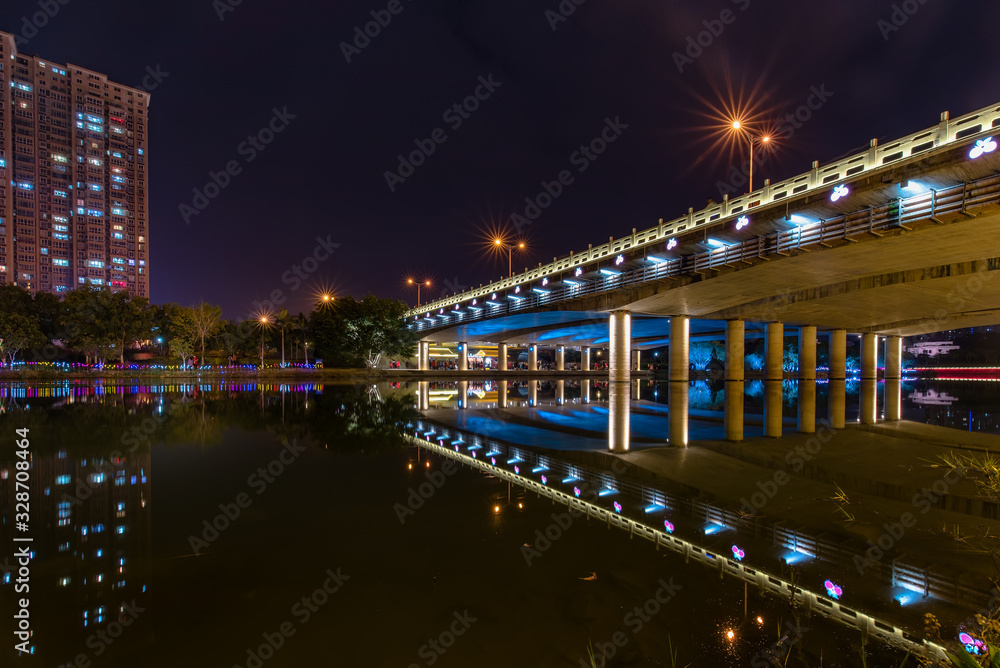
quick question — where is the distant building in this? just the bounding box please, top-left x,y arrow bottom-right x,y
0,30 -> 150,297
907,341 -> 960,357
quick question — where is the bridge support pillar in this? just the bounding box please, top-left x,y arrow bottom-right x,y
765,322 -> 784,380
764,380 -> 782,438
609,311 -> 631,383
829,380 -> 846,429
797,380 -> 816,434
669,316 -> 689,382
498,343 -> 508,371
725,320 -> 744,442
458,380 -> 468,409
418,341 -> 429,371
458,342 -> 468,371
498,380 -> 508,408
631,349 -> 641,371
581,347 -> 590,371
556,345 -> 565,371
529,345 -> 538,371
885,336 -> 902,380
609,381 -> 631,452
861,333 -> 878,380
799,326 -> 817,380
829,329 -> 847,381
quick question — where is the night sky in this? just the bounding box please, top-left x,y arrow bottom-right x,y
2,0 -> 998,318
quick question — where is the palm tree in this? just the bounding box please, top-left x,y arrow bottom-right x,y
277,309 -> 290,367
293,313 -> 310,365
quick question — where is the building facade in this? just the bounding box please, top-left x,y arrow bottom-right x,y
0,31 -> 149,297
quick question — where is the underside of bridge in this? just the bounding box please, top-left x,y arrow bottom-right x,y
421,203 -> 1000,346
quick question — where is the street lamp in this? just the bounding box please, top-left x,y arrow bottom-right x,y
407,278 -> 431,307
493,238 -> 526,278
156,337 -> 163,356
259,315 -> 269,369
732,120 -> 770,194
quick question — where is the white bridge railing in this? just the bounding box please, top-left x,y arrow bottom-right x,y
409,100 -> 1000,321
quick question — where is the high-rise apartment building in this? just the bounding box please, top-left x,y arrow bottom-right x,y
0,30 -> 149,297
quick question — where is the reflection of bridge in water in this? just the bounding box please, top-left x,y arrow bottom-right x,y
407,377 -> 1000,661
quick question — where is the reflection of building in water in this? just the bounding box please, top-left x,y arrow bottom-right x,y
908,389 -> 959,406
0,446 -> 151,637
907,341 -> 960,357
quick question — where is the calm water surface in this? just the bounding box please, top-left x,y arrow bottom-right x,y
0,378 -> 994,667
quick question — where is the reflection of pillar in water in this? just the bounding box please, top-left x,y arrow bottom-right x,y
725,381 -> 744,441
557,380 -> 565,405
828,379 -> 846,429
529,381 -> 538,407
797,380 -> 816,433
634,378 -> 641,400
631,349 -> 641,371
556,346 -> 565,371
668,381 -> 689,447
458,381 -> 468,409
860,379 -> 877,425
885,379 -> 901,421
498,380 -> 508,409
764,381 -> 782,438
609,380 -> 631,452
417,381 -> 429,411
582,380 -> 591,404
610,311 -> 631,382
581,347 -> 591,371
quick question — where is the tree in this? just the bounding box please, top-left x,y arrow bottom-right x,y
61,287 -> 151,364
0,312 -> 45,366
187,301 -> 223,360
312,295 -> 416,369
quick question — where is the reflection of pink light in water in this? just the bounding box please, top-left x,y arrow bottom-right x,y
664,520 -> 674,533
514,466 -> 520,474
960,633 -> 987,655
471,451 -> 476,458
731,545 -> 745,561
455,445 -> 459,451
823,580 -> 842,599
573,487 -> 581,497
540,475 -> 547,484
613,501 -> 622,513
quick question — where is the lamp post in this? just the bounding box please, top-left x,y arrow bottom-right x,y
407,278 -> 431,307
156,337 -> 163,356
259,315 -> 269,369
732,121 -> 770,194
494,238 -> 526,278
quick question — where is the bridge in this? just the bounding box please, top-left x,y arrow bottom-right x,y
404,100 -> 1000,443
